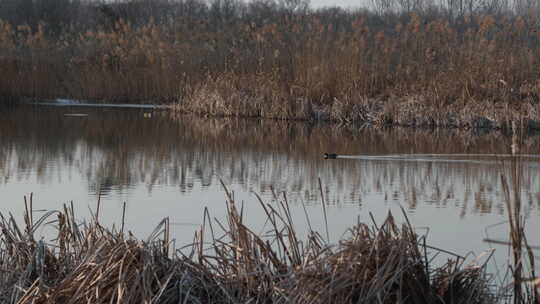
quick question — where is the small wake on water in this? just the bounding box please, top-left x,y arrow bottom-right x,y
332,153 -> 540,167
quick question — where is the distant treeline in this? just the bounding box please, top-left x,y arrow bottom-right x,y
1,0 -> 540,128
0,0 -> 538,32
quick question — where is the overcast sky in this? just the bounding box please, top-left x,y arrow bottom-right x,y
306,0 -> 367,10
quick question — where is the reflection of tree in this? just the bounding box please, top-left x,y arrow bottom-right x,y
2,105 -> 540,216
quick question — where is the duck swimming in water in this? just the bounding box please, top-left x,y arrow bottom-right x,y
323,153 -> 337,159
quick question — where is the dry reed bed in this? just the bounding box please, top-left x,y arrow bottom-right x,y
0,189 -> 495,304
2,5 -> 540,128
500,156 -> 540,304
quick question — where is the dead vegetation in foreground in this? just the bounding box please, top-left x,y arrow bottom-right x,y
0,189 -> 497,304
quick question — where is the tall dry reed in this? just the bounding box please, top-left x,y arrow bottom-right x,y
1,1 -> 540,128
0,188 -> 495,303
500,128 -> 540,303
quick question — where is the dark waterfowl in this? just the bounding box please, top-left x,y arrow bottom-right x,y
323,153 -> 337,159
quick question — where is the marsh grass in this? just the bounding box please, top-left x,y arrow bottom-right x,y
2,2 -> 540,128
0,188 -> 495,303
499,143 -> 540,303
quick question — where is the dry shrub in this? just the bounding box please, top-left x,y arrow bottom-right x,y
179,72 -> 307,120
188,184 -> 495,303
0,189 -> 497,303
1,7 -> 540,127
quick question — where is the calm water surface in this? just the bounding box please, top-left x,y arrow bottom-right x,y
1,105 -> 539,271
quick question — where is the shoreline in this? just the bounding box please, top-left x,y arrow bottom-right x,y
14,97 -> 540,132
3,9 -> 540,134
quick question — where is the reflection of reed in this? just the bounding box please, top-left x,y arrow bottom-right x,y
2,106 -> 540,216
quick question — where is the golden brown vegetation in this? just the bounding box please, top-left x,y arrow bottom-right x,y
1,0 -> 540,128
0,190 -> 494,303
500,152 -> 540,304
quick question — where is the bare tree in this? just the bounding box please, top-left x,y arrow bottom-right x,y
371,0 -> 397,15
279,0 -> 309,13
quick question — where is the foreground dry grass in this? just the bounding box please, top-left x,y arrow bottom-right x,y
0,190 -> 494,303
1,1 -> 540,128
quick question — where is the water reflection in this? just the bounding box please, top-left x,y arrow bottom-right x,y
2,105 -> 540,219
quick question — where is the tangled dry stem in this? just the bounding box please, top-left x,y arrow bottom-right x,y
2,6 -> 540,129
0,190 -> 496,304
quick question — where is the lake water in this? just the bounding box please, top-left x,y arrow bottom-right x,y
1,105 -> 539,274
